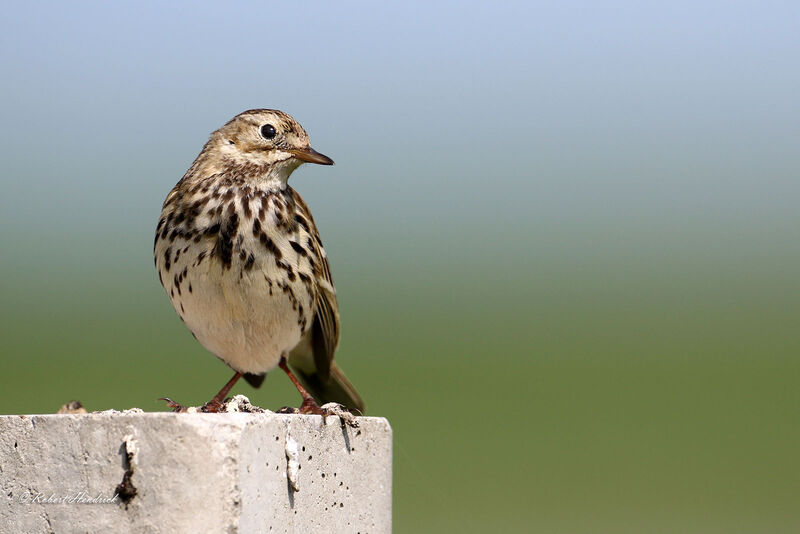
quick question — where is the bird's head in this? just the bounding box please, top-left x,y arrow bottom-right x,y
198,109 -> 333,186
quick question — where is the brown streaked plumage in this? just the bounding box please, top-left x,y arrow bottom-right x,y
154,109 -> 363,415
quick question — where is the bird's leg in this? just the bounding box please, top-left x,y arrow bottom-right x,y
201,372 -> 243,413
278,356 -> 324,415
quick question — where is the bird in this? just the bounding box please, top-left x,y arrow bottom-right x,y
153,109 -> 364,415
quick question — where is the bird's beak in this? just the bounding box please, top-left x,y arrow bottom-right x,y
289,146 -> 334,165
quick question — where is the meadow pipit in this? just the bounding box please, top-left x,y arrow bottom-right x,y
154,109 -> 363,415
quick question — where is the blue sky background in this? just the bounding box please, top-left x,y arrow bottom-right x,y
2,1 -> 798,244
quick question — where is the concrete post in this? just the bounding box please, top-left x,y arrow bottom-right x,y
0,398 -> 392,533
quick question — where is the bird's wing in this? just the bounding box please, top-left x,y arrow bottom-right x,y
290,188 -> 340,380
284,188 -> 363,412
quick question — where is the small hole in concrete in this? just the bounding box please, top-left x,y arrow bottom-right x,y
308,455 -> 312,460
321,473 -> 326,478
340,503 -> 344,508
302,446 -> 306,451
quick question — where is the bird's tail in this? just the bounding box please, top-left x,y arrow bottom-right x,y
296,362 -> 365,414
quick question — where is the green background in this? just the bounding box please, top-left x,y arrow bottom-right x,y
2,2 -> 798,532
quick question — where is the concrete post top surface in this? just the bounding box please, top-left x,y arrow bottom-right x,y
1,408 -> 390,428
0,398 -> 392,534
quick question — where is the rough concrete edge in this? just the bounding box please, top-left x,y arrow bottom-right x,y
1,412 -> 389,423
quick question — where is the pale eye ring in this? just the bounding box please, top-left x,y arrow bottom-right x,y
260,124 -> 277,140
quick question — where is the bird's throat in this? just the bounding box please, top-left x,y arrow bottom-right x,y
254,158 -> 302,192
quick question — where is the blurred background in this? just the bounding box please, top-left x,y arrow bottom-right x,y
1,1 -> 798,532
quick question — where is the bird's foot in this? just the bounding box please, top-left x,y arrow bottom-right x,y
276,399 -> 359,427
320,402 -> 360,428
160,395 -> 264,414
200,398 -> 225,413
158,397 -> 190,413
299,397 -> 325,415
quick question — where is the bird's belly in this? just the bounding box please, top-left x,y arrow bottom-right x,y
169,255 -> 308,374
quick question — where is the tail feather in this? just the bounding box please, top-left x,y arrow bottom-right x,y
296,363 -> 365,414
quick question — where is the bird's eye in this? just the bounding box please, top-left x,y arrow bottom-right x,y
260,124 -> 277,140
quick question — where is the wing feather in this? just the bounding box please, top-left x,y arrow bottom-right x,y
291,189 -> 340,380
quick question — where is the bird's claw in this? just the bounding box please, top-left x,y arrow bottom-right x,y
320,402 -> 360,428
200,399 -> 224,413
293,398 -> 359,427
158,397 -> 189,413
158,397 -> 227,413
299,397 -> 325,415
